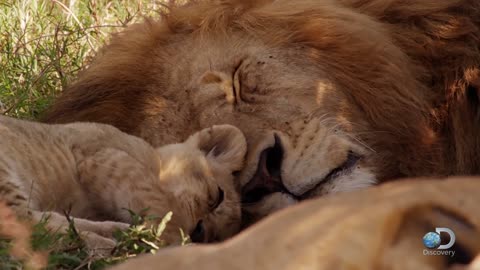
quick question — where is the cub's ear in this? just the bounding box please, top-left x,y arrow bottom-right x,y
186,125 -> 247,172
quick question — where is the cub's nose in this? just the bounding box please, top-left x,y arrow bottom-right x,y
190,220 -> 206,243
241,135 -> 286,203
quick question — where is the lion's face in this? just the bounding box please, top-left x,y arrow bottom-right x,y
155,33 -> 423,222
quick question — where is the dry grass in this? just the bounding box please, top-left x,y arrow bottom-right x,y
0,0 -> 164,119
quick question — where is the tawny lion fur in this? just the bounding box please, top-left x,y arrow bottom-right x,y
43,0 -> 480,221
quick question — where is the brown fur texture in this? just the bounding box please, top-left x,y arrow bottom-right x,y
43,0 -> 480,221
0,115 -> 246,248
108,176 -> 480,270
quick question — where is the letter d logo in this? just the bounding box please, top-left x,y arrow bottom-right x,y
436,227 -> 455,250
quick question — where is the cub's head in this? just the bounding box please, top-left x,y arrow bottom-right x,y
154,125 -> 246,243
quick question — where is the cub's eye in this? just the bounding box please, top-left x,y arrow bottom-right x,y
209,186 -> 224,211
190,220 -> 205,243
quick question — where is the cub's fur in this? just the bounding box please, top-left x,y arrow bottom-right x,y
0,116 -> 246,248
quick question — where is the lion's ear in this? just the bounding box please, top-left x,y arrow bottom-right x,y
186,125 -> 247,172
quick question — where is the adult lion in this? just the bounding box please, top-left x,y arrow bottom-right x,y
43,0 -> 480,222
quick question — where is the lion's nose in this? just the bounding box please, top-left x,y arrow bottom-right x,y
241,134 -> 286,203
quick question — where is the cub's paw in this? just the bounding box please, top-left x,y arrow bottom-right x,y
81,232 -> 117,256
73,220 -> 129,255
73,219 -> 130,239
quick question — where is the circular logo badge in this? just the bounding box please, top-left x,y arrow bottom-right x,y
423,232 -> 441,249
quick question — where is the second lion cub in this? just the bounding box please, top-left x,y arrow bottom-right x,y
0,115 -> 246,248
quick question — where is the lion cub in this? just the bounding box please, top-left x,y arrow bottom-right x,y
0,115 -> 246,248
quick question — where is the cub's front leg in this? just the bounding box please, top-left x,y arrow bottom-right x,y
31,211 -> 129,254
0,173 -> 128,254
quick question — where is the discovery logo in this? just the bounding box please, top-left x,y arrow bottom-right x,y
423,227 -> 456,257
